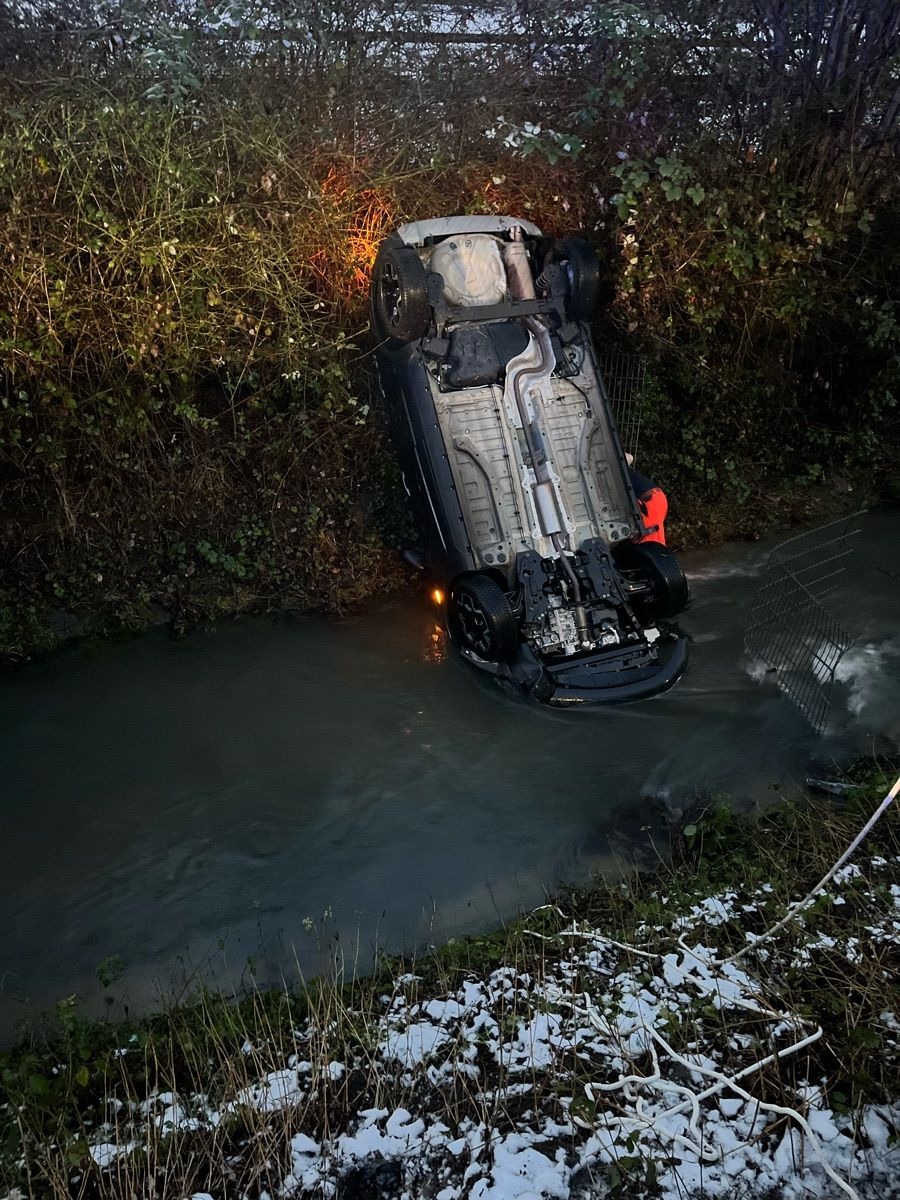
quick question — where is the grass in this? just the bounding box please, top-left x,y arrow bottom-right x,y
1,758 -> 896,1198
571,768 -> 900,1104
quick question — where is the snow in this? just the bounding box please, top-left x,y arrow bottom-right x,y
469,1134 -> 568,1199
276,921 -> 899,1198
285,1132 -> 323,1193
236,1067 -> 304,1112
336,1107 -> 428,1161
862,1107 -> 893,1151
88,1143 -> 124,1167
380,1019 -> 450,1066
84,854 -> 900,1200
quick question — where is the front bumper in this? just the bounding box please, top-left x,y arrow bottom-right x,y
460,634 -> 689,706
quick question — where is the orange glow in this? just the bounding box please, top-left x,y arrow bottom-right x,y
300,165 -> 395,301
432,588 -> 445,606
422,622 -> 446,665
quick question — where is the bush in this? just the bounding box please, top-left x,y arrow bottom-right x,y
0,1 -> 898,655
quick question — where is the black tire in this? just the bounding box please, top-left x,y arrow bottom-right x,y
370,241 -> 430,347
553,237 -> 600,320
448,574 -> 519,662
613,541 -> 689,620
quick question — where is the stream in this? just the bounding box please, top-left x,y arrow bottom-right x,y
1,511 -> 897,1039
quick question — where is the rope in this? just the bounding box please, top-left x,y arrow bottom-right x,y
647,1027 -> 862,1200
511,782 -> 900,1199
557,776 -> 900,1200
722,773 -> 900,965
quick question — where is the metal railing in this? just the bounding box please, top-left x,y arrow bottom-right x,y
744,513 -> 863,733
599,350 -> 646,460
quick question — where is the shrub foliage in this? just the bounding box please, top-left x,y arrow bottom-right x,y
0,0 -> 898,655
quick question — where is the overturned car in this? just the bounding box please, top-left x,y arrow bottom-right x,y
370,215 -> 689,705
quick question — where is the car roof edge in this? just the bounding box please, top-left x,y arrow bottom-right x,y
396,215 -> 544,245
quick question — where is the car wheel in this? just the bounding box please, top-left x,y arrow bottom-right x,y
370,242 -> 430,347
553,237 -> 600,320
613,541 -> 689,620
448,574 -> 519,662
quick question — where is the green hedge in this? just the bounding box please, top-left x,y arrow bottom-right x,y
0,71 -> 897,657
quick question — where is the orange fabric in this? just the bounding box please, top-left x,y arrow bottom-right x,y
637,486 -> 668,545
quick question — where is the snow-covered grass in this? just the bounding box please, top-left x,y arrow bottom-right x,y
1,765 -> 897,1200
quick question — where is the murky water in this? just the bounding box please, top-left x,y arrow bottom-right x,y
1,512 -> 897,1038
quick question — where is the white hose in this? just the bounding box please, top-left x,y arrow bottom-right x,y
723,773 -> 900,965
553,777 -> 899,1199
537,781 -> 898,1198
648,1027 -> 862,1200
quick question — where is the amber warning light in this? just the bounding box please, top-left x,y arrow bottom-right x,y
432,588 -> 445,607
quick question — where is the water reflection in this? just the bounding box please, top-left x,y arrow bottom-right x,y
422,621 -> 447,665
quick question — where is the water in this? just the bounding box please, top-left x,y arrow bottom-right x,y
1,512 -> 897,1038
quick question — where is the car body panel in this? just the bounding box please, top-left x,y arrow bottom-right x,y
397,215 -> 543,245
432,366 -> 641,573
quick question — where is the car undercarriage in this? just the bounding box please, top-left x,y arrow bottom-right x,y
371,215 -> 689,705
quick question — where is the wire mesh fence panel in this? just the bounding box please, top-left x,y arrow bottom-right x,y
598,351 -> 646,459
744,513 -> 863,733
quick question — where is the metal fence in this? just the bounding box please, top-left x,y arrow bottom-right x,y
599,351 -> 646,460
744,513 -> 863,733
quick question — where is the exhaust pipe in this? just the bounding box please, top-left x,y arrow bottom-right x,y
506,312 -> 589,643
503,225 -> 537,301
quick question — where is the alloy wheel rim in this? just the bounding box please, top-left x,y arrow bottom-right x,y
381,262 -> 403,328
456,591 -> 491,656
